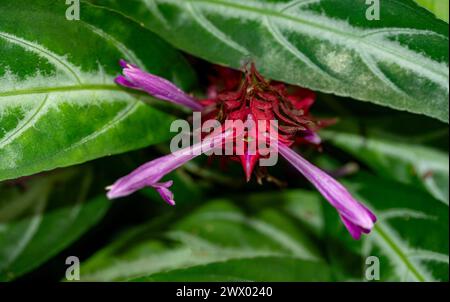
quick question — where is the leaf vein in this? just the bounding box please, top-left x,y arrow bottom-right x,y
263,16 -> 334,80
0,95 -> 49,149
185,1 -> 249,56
359,52 -> 411,99
81,22 -> 145,67
62,101 -> 140,154
0,32 -> 82,84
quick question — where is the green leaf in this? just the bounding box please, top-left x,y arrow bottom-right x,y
323,174 -> 449,281
0,167 -> 110,281
91,0 -> 448,122
80,195 -> 330,281
0,0 -> 197,182
321,129 -> 449,204
414,0 -> 449,22
132,256 -> 331,281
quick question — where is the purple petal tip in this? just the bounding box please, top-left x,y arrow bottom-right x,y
115,75 -> 138,89
153,181 -> 176,206
119,59 -> 128,68
116,59 -> 203,111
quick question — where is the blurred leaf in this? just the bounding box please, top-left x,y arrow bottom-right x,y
80,195 -> 330,281
0,0 -> 197,182
415,0 -> 449,22
321,130 -> 449,204
133,256 -> 330,281
323,173 -> 449,281
0,167 -> 110,281
243,189 -> 325,237
91,0 -> 448,122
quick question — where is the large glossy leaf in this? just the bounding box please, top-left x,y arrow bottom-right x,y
80,195 -> 330,281
91,0 -> 448,122
0,167 -> 110,281
323,174 -> 449,281
321,130 -> 449,204
0,0 -> 197,182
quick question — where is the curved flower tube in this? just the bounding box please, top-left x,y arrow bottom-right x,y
116,60 -> 203,111
107,129 -> 233,204
278,143 -> 376,239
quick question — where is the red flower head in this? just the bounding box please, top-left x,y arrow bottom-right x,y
199,63 -> 327,180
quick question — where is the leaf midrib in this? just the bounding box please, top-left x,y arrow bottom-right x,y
185,0 -> 448,80
375,225 -> 426,281
0,84 -> 124,97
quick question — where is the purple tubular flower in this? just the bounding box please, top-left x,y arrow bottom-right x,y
106,130 -> 232,204
116,60 -> 203,111
278,143 -> 376,240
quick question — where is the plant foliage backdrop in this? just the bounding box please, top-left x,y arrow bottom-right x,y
0,0 -> 448,282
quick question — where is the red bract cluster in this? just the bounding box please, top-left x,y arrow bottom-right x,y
199,64 -> 329,181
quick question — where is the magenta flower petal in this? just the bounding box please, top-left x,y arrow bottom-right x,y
340,215 -> 368,240
278,143 -> 376,239
116,60 -> 203,111
152,181 -> 176,206
303,130 -> 322,145
115,75 -> 139,89
106,130 -> 232,202
119,59 -> 130,68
